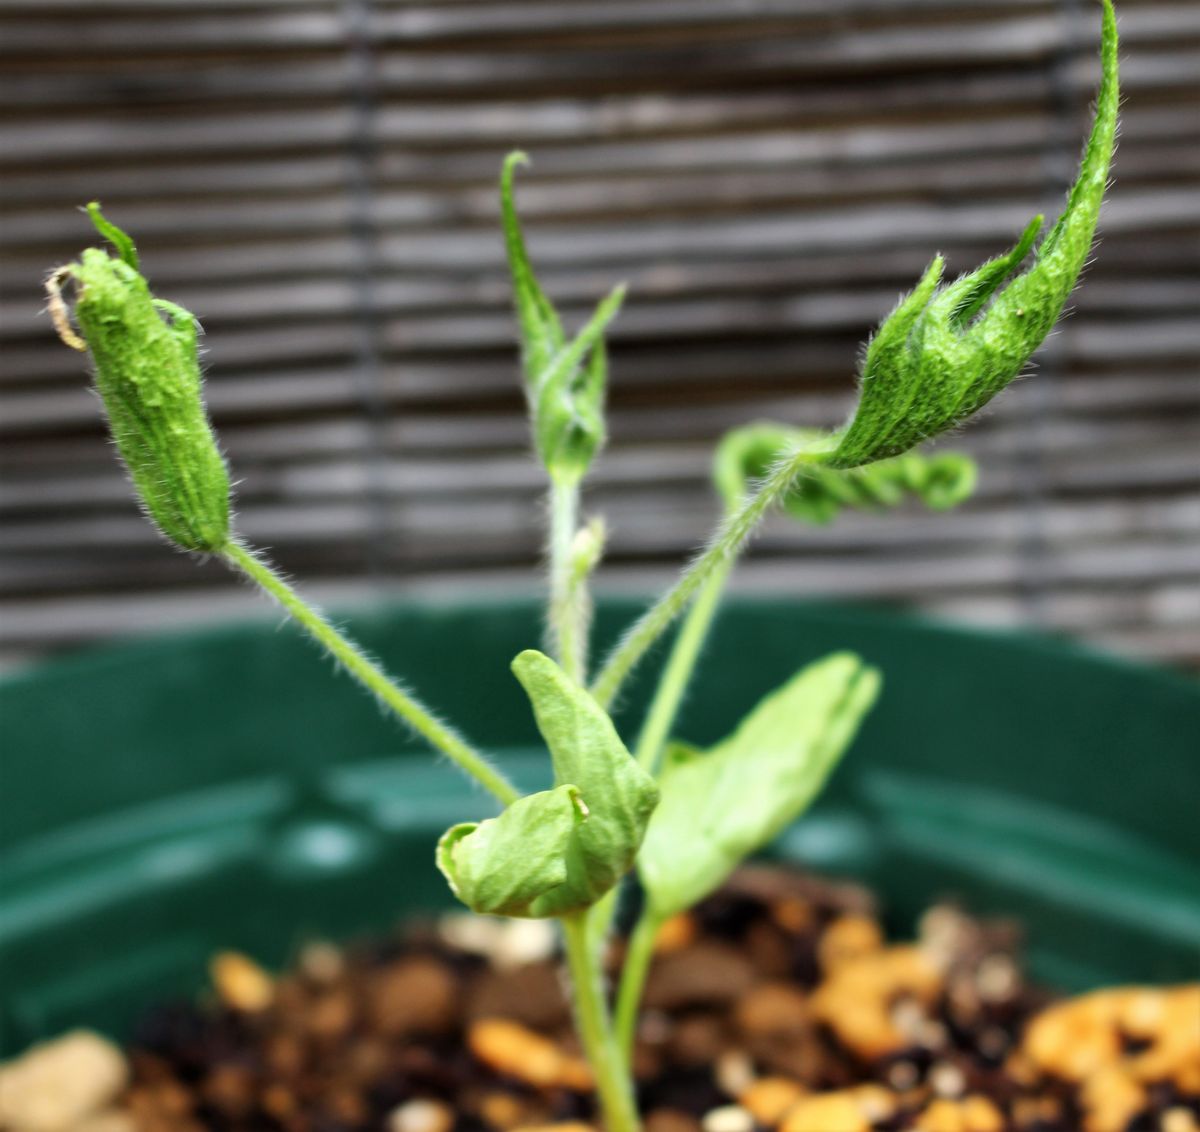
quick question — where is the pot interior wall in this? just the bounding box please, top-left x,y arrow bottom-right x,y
2,598 -> 1197,1054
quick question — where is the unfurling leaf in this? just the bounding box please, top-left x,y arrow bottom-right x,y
440,650 -> 659,918
831,0 -> 1118,469
638,653 -> 880,919
501,152 -> 625,483
46,206 -> 231,553
714,423 -> 976,524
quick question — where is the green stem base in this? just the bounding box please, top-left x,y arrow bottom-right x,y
562,912 -> 642,1132
614,910 -> 661,1064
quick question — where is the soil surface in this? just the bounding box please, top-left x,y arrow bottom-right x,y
82,868 -> 1200,1131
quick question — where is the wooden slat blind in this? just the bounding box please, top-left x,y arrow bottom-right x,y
1,0 -> 1197,669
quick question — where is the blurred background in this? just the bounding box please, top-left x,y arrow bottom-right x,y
1,0 -> 1197,672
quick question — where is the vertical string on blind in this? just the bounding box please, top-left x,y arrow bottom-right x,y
345,0 -> 392,580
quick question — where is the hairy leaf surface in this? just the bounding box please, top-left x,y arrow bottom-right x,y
831,0 -> 1118,468
53,207 -> 230,553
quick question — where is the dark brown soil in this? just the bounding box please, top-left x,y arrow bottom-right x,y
115,868 -> 1200,1132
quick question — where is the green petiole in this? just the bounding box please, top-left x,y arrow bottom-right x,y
613,906 -> 662,1062
223,542 -> 520,808
590,447 -> 825,711
633,560 -> 731,775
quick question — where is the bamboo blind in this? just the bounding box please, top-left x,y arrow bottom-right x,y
1,0 -> 1198,670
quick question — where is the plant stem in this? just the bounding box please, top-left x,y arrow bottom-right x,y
586,888 -> 619,959
548,475 -> 586,682
587,534 -> 735,959
561,911 -> 642,1132
614,908 -> 661,1063
590,448 -> 818,710
633,557 -> 731,774
223,540 -> 520,807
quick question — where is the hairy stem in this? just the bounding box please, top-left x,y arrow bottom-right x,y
633,557 -> 732,774
562,911 -> 642,1132
590,448 -> 819,710
548,475 -> 586,682
614,908 -> 661,1064
223,540 -> 520,807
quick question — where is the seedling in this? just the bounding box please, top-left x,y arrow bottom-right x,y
45,5 -> 1116,1127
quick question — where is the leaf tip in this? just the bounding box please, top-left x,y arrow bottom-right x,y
84,201 -> 140,270
502,150 -> 530,187
923,452 -> 978,510
510,647 -> 555,684
434,821 -> 476,899
857,664 -> 884,708
819,651 -> 882,710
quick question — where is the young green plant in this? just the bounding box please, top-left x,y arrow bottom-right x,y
46,4 -> 1117,1126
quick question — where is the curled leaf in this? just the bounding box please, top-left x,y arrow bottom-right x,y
502,153 -> 625,482
715,423 -> 976,524
437,784 -> 587,917
831,0 -> 1118,469
47,207 -> 231,553
441,650 -> 659,919
85,200 -> 139,271
638,653 -> 880,919
512,650 -> 659,916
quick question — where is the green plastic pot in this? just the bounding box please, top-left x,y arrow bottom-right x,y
1,598 -> 1197,1055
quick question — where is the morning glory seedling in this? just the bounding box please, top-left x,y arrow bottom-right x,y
46,4 -> 1117,1126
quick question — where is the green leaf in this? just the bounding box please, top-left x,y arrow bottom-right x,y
440,650 -> 659,918
830,0 -> 1118,469
501,152 -> 625,482
714,422 -> 976,524
51,209 -> 231,553
514,649 -> 660,916
437,784 -> 586,917
85,201 -> 139,270
638,653 -> 880,919
501,152 -> 564,381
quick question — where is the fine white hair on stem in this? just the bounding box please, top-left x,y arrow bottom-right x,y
589,444 -> 819,711
222,538 -> 520,807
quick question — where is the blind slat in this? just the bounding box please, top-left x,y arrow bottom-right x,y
2,0 -> 1196,666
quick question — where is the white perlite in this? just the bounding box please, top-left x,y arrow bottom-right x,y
438,913 -> 557,970
0,1031 -> 127,1132
701,1105 -> 755,1132
387,1099 -> 455,1132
